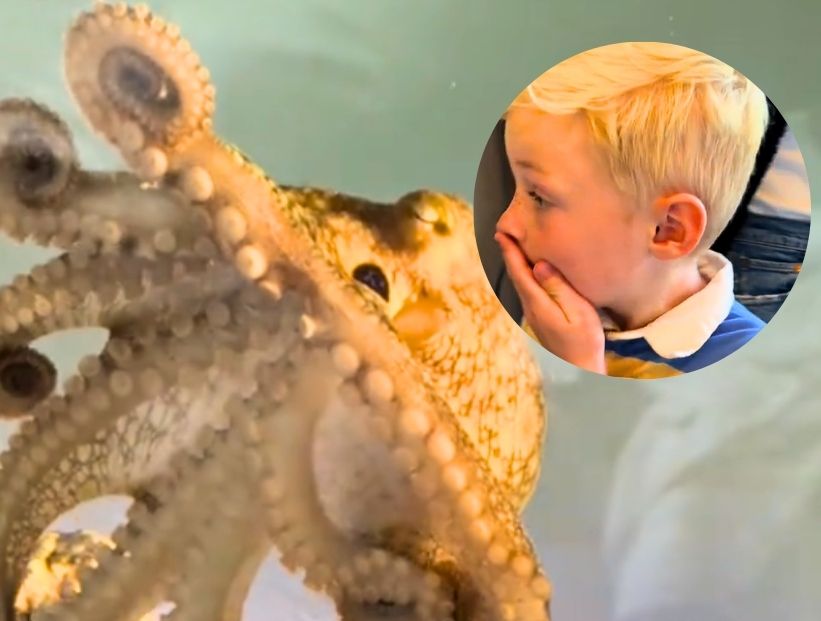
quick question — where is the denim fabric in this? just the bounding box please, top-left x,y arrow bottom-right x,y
723,211 -> 810,322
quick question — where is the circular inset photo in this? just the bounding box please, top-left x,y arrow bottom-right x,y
474,41 -> 811,379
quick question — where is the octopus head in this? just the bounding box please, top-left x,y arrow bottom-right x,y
292,186 -> 490,350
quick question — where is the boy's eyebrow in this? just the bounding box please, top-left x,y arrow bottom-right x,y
512,159 -> 546,174
511,159 -> 565,199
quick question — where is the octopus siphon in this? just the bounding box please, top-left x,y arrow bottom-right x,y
0,3 -> 550,620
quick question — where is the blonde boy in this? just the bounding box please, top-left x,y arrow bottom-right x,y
495,42 -> 770,378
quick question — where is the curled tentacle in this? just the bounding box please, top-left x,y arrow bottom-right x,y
0,346 -> 56,418
0,97 -> 218,255
30,428 -> 249,621
0,99 -> 77,213
64,3 -> 214,158
0,281 -> 300,618
0,315 -> 226,616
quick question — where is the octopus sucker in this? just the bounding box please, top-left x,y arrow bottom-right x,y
0,346 -> 56,416
0,99 -> 77,216
2,3 -> 552,620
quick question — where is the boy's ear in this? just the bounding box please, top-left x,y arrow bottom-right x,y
649,192 -> 707,259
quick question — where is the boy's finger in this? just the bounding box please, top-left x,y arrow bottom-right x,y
494,233 -> 544,301
533,261 -> 576,321
533,261 -> 601,326
494,233 -> 566,322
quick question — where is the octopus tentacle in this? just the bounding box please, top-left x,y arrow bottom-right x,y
238,331 -> 549,619
0,98 -> 192,252
64,3 -> 214,159
0,99 -> 76,214
31,427 -> 249,621
242,356 -> 454,619
108,297 -> 314,621
0,254 -> 244,423
163,541 -> 267,621
7,384 -> 210,604
2,278 -> 302,617
0,250 -> 228,351
158,502 -> 266,621
0,314 -> 228,615
343,364 -> 548,620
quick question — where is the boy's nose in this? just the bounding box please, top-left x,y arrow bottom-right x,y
496,199 -> 524,243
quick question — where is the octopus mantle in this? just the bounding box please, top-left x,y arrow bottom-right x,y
0,3 -> 550,621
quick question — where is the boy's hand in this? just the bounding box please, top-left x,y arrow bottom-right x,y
495,232 -> 607,374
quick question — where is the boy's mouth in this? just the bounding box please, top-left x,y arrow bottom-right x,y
514,241 -> 536,271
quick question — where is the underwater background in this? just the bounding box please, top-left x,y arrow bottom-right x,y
0,1 -> 819,619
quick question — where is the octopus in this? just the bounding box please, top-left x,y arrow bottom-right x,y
0,3 -> 550,621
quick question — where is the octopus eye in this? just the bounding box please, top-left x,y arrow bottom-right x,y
0,346 -> 57,416
353,263 -> 389,301
0,99 -> 76,205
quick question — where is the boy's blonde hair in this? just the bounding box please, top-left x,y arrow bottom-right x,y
508,42 -> 769,250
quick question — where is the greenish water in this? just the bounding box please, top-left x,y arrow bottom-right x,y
0,2 -> 819,620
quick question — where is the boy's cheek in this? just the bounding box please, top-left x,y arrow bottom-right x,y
578,281 -> 611,310
521,241 -> 599,306
515,240 -> 541,271
554,263 -> 601,307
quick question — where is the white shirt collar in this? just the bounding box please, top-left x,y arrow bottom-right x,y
602,251 -> 735,359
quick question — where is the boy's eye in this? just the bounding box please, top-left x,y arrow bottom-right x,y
527,190 -> 549,207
